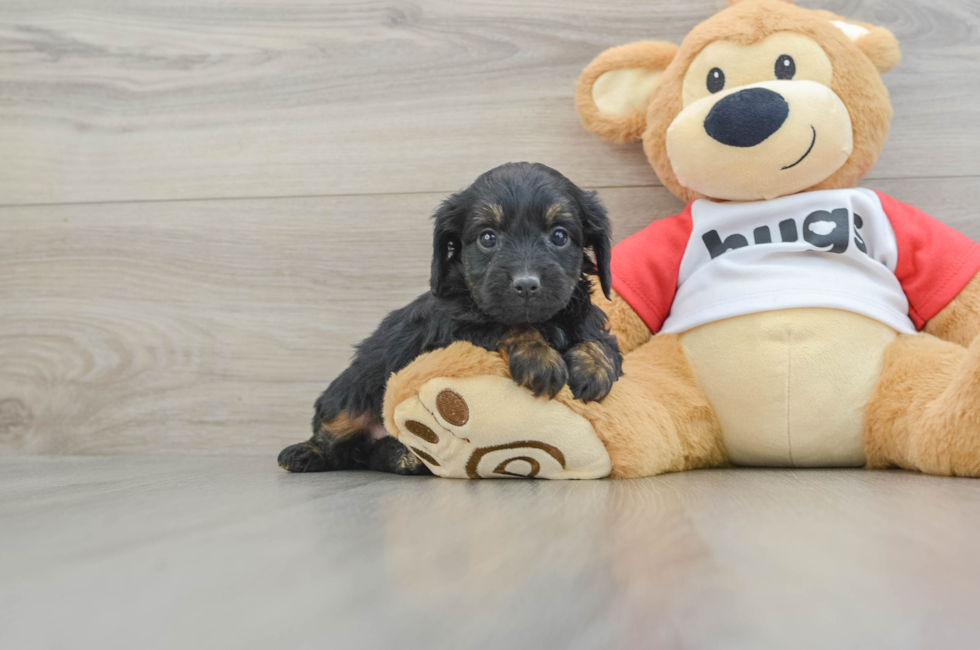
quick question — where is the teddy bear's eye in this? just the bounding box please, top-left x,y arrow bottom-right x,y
775,54 -> 796,80
706,67 -> 725,93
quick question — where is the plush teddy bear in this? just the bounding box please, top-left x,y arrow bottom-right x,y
382,0 -> 980,479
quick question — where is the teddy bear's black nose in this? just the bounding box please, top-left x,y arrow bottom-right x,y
703,88 -> 789,147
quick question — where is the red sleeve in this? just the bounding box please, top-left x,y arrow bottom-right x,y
875,190 -> 980,330
610,203 -> 693,334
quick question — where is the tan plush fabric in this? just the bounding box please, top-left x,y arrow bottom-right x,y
681,309 -> 896,467
865,331 -> 980,477
590,282 -> 652,355
576,41 -> 678,145
382,340 -> 510,440
560,334 -> 728,479
576,0 -> 898,203
679,31 -> 834,108
384,337 -> 726,479
925,273 -> 980,347
592,69 -> 663,116
393,374 -> 611,479
666,79 -> 854,200
855,25 -> 902,73
385,342 -> 611,479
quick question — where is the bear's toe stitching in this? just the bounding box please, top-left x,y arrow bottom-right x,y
435,388 -> 469,426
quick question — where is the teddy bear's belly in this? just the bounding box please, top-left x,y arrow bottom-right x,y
678,308 -> 898,467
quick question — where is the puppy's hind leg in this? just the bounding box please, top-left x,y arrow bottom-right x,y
281,301 -> 433,474
368,435 -> 431,476
338,417 -> 429,475
280,395 -> 429,474
279,409 -> 372,473
278,440 -> 332,473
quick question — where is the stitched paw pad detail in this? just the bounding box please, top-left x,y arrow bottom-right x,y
393,376 -> 611,479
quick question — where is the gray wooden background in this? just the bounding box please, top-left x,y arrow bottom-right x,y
2,0 -> 978,458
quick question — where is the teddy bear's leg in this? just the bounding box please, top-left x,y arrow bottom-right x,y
865,333 -> 980,476
563,332 -> 728,478
392,374 -> 614,479
383,336 -> 726,479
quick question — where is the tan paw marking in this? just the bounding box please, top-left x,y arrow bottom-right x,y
435,389 -> 469,426
404,420 -> 439,444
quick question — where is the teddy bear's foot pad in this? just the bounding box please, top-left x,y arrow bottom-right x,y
393,375 -> 611,479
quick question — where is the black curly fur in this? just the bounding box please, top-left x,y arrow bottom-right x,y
278,163 -> 622,474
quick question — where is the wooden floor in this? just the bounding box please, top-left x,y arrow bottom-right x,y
3,457 -> 980,649
3,1 -> 980,647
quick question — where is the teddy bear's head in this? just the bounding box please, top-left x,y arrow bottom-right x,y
576,0 -> 901,203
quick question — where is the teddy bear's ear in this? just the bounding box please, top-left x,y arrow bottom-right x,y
576,41 -> 679,144
830,19 -> 902,73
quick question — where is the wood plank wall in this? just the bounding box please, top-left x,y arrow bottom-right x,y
1,0 -> 978,456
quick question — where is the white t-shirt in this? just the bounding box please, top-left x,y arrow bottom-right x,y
610,188 -> 980,335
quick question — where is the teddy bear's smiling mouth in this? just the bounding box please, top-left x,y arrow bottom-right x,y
781,125 -> 817,170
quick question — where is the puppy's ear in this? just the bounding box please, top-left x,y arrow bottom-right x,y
576,189 -> 613,300
430,194 -> 464,298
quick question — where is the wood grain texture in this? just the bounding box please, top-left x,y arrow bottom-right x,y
1,0 -> 979,205
2,457 -> 980,650
0,193 -> 435,456
0,178 -> 977,457
3,3 -> 980,644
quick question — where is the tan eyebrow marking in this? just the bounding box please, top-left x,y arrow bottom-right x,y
545,203 -> 566,225
483,204 -> 504,224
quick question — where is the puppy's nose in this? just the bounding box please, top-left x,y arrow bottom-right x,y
512,275 -> 541,298
704,87 -> 789,147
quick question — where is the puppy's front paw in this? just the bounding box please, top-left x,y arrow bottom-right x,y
510,351 -> 568,399
565,341 -> 620,403
502,330 -> 569,399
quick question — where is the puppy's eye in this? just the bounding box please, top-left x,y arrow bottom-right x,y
478,230 -> 497,250
707,67 -> 725,93
549,228 -> 569,247
775,54 -> 796,80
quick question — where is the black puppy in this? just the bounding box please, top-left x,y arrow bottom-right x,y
278,162 -> 623,475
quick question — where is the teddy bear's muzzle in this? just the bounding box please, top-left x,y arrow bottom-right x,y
703,87 -> 789,148
666,80 -> 854,201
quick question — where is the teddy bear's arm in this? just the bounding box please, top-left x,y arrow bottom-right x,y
924,271 -> 980,347
590,280 -> 652,355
